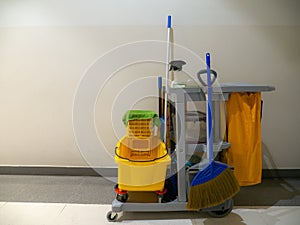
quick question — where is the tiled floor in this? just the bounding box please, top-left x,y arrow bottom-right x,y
0,202 -> 299,225
0,175 -> 299,224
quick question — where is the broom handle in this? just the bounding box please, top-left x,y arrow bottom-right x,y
163,15 -> 171,146
206,53 -> 214,163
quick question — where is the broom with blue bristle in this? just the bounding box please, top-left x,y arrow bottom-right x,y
187,53 -> 240,210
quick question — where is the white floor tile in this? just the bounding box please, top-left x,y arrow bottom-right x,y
0,202 -> 299,225
0,202 -> 65,225
191,207 -> 300,225
0,202 -> 7,209
52,204 -> 192,225
230,207 -> 300,225
51,204 -> 108,225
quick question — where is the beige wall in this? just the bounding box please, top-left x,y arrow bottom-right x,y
0,0 -> 299,169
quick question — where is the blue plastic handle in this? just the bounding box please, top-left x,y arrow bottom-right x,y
206,53 -> 210,68
206,53 -> 211,87
158,76 -> 162,89
167,15 -> 171,28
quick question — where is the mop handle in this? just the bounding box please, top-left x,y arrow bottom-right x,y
206,53 -> 213,162
163,15 -> 171,145
168,15 -> 171,28
197,53 -> 217,162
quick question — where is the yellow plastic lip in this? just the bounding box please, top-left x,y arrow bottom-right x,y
115,154 -> 171,165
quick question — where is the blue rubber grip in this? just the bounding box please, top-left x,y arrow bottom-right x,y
167,15 -> 171,28
206,53 -> 210,68
208,99 -> 212,145
158,76 -> 162,89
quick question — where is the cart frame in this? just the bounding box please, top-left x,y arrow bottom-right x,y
107,84 -> 275,222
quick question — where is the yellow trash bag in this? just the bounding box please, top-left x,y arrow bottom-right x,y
225,92 -> 262,186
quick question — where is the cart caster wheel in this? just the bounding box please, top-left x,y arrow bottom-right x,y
106,211 -> 118,222
116,193 -> 128,202
155,189 -> 167,203
208,199 -> 233,218
114,184 -> 128,202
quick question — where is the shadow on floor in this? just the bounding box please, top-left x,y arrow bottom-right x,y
233,178 -> 300,206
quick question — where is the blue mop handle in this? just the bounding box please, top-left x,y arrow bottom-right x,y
206,53 -> 213,162
167,15 -> 171,28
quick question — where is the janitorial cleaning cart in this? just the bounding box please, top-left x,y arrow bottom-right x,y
106,16 -> 275,222
107,83 -> 274,222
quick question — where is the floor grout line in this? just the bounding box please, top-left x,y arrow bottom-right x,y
58,204 -> 67,216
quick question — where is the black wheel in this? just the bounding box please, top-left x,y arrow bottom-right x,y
106,211 -> 118,222
116,193 -> 128,202
208,199 -> 233,218
114,184 -> 118,190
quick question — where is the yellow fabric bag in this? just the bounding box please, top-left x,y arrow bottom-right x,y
225,92 -> 262,186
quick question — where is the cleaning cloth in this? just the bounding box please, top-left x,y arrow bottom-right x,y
122,110 -> 161,127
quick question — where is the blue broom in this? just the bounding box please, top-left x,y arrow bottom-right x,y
187,53 -> 240,210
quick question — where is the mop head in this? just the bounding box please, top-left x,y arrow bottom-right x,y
187,161 -> 240,210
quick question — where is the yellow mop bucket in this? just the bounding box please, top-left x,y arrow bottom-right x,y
115,136 -> 171,191
116,110 -> 171,192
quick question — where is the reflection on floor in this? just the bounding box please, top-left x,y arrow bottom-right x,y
0,202 -> 299,225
